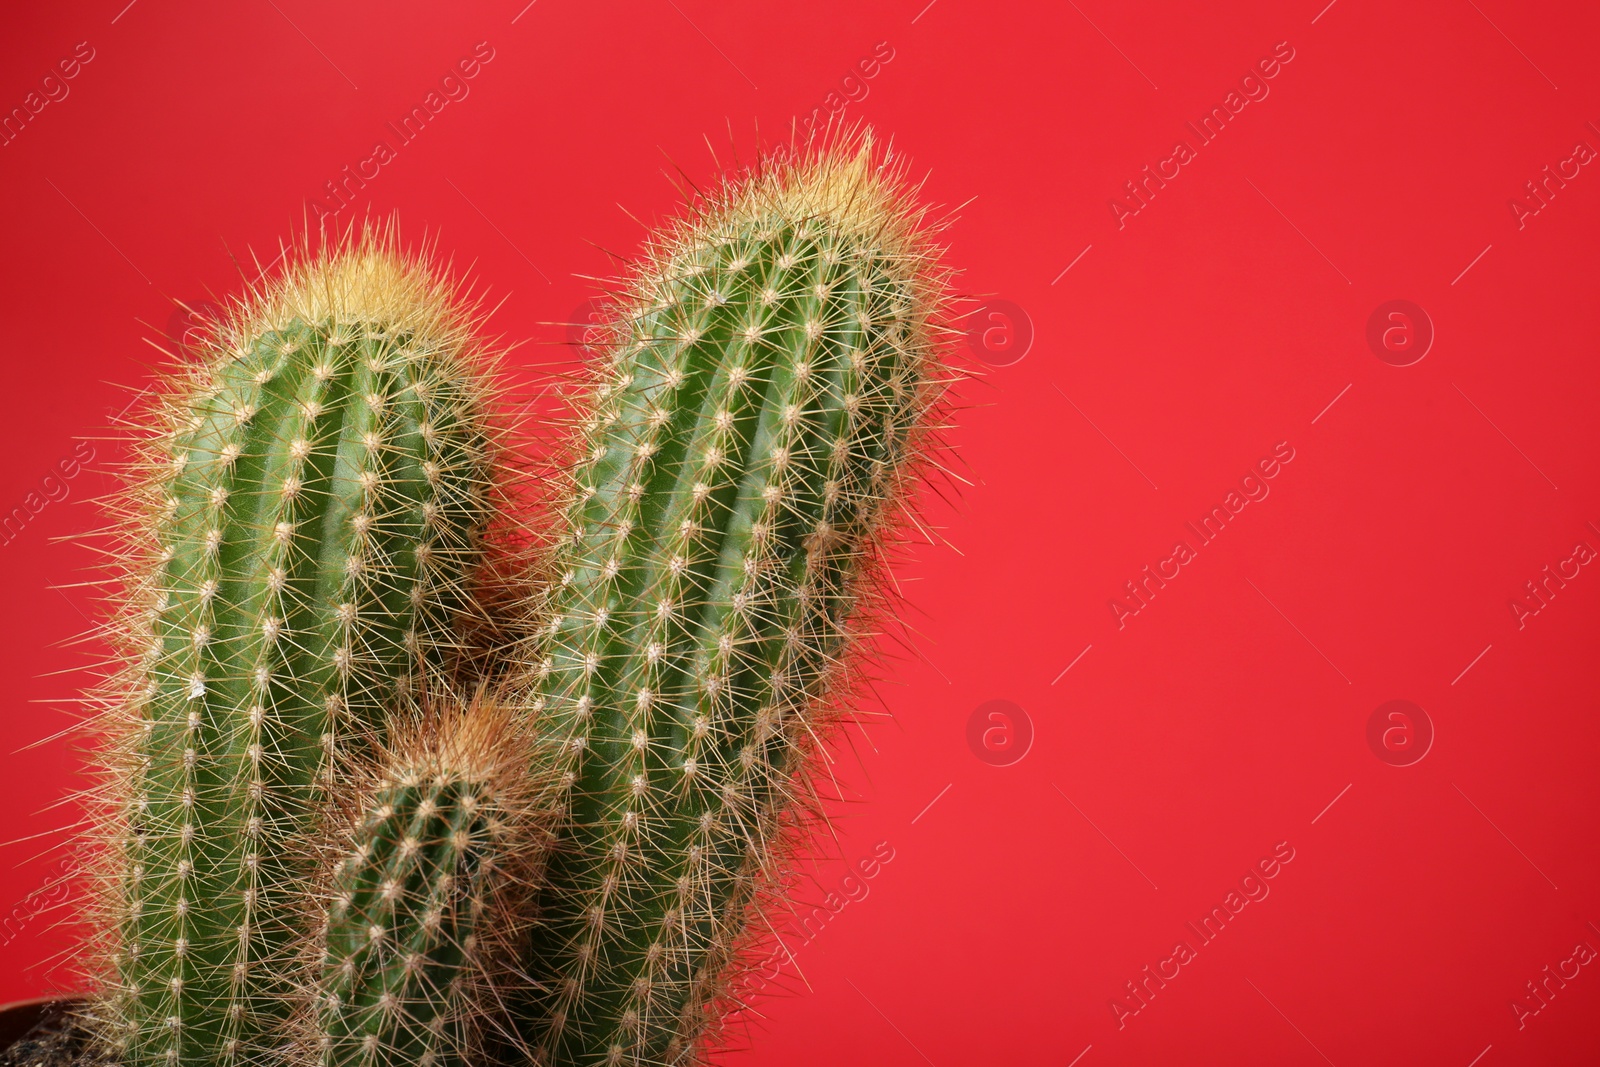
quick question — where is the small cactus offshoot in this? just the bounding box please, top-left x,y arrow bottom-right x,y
86,224 -> 508,1067
306,692 -> 555,1067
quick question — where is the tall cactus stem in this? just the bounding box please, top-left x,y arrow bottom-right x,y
83,222 -> 508,1067
516,127 -> 957,1066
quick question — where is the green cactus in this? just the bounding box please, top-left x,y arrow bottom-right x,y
308,694 -> 553,1067
513,131 -> 953,1065
96,227 -> 504,1067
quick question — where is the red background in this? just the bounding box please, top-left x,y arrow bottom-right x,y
2,1 -> 1599,1064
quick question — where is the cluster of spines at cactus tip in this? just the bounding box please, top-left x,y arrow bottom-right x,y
86,225 -> 507,1067
307,693 -> 553,1067
509,130 -> 954,1067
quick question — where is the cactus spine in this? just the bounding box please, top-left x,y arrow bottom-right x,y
97,228 -> 502,1067
309,694 -> 553,1067
516,132 -> 952,1065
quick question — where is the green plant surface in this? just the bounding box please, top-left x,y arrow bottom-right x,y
101,231 -> 500,1067
516,132 -> 953,1066
312,696 -> 551,1067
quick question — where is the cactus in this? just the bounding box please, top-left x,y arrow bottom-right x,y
89,225 -> 506,1067
306,692 -> 554,1067
513,130 -> 954,1065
